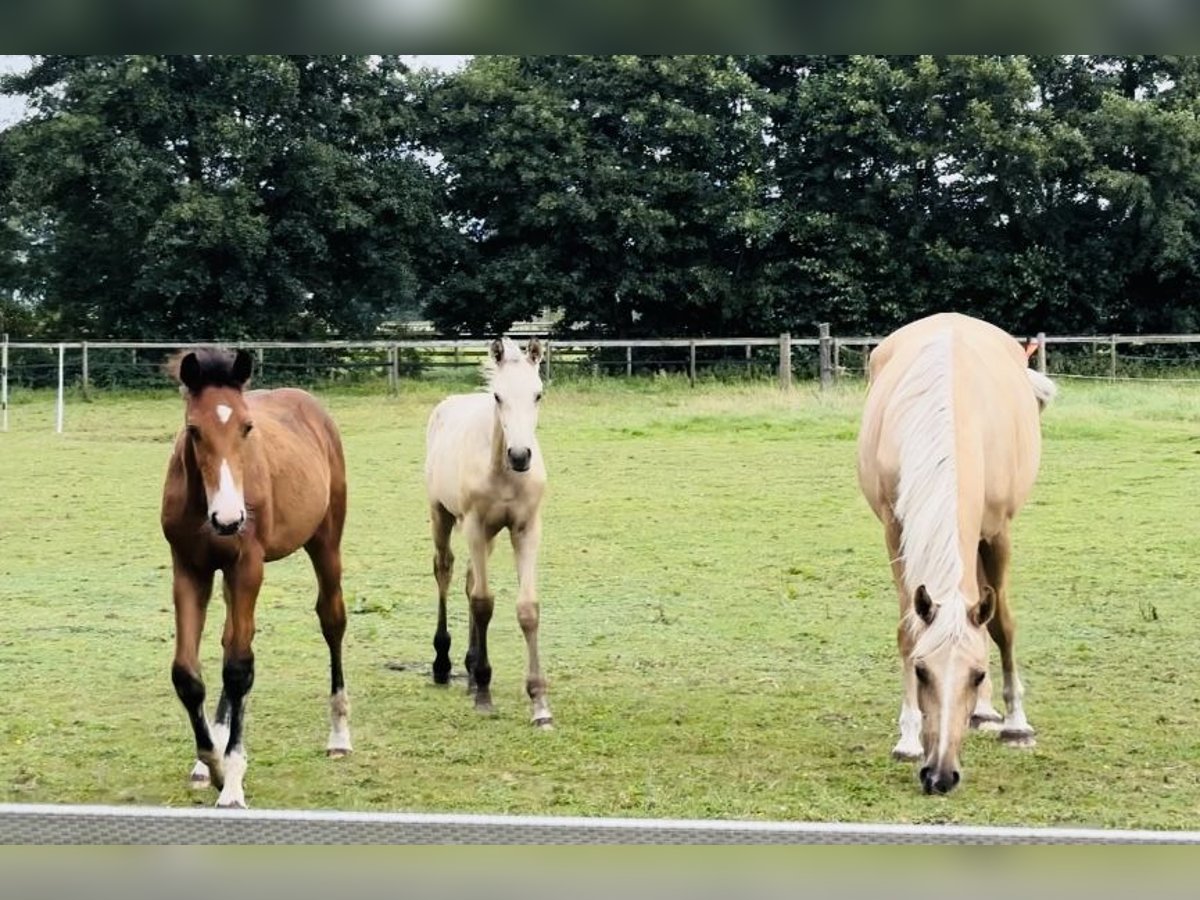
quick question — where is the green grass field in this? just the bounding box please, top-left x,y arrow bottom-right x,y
1,375 -> 1198,828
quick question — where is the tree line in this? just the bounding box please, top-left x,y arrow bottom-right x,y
3,55 -> 1200,340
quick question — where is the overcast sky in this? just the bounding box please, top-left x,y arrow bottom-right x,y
0,55 -> 470,129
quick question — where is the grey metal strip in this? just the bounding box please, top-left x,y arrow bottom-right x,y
1,803 -> 1197,844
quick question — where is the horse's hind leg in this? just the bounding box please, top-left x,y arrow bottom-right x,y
306,523 -> 352,758
170,558 -> 221,788
512,515 -> 552,728
970,545 -> 1004,731
980,530 -> 1035,747
431,502 -> 456,685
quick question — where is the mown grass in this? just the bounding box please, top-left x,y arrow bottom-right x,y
1,375 -> 1198,828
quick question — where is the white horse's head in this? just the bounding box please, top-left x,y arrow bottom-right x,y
486,338 -> 544,473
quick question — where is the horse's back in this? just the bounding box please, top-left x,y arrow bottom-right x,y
859,313 -> 1042,526
868,313 -> 1026,382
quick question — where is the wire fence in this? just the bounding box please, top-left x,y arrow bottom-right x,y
2,330 -> 1199,433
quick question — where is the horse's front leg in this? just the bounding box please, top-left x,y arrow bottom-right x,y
464,516 -> 496,714
169,558 -> 221,788
512,515 -> 552,728
893,624 -> 923,761
215,553 -> 263,808
883,517 -> 922,761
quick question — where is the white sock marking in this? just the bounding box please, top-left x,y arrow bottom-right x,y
216,748 -> 247,808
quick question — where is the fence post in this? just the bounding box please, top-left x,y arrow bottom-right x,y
863,342 -> 872,379
545,340 -> 552,382
256,347 -> 265,383
1109,334 -> 1117,380
1,332 -> 8,432
391,344 -> 400,393
56,342 -> 65,434
778,332 -> 792,390
832,337 -> 841,382
818,323 -> 833,391
81,340 -> 90,400
688,340 -> 696,387
626,345 -> 632,378
1036,332 -> 1047,374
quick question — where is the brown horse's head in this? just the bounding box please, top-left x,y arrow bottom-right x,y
909,584 -> 995,795
169,348 -> 255,536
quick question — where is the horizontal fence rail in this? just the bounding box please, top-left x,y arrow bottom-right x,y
2,803 -> 1199,845
3,329 -> 1199,432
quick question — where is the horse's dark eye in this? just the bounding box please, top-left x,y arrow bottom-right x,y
914,663 -> 929,686
493,393 -> 502,405
971,669 -> 986,687
186,424 -> 200,441
242,422 -> 254,437
536,392 -> 543,403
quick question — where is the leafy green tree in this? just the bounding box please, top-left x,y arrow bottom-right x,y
419,55 -> 771,336
1,55 -> 445,339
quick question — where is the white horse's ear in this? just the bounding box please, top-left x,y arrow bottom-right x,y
526,339 -> 543,365
913,585 -> 935,625
972,585 -> 996,628
490,339 -> 507,364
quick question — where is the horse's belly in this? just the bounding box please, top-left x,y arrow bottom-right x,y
259,469 -> 332,558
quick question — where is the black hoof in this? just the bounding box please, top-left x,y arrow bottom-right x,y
432,660 -> 452,685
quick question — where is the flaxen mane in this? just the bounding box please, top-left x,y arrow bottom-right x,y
889,329 -> 969,654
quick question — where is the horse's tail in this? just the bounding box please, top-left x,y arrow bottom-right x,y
1026,368 -> 1057,410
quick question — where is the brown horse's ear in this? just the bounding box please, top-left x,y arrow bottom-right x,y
972,585 -> 997,628
231,349 -> 253,387
490,339 -> 507,364
178,352 -> 203,393
526,339 -> 543,366
913,585 -> 935,625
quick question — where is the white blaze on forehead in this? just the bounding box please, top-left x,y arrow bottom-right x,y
208,458 -> 245,525
216,404 -> 233,424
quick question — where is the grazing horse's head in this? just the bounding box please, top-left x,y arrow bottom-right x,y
909,584 -> 995,795
169,348 -> 256,536
486,337 -> 544,474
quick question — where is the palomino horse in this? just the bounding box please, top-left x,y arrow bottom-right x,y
161,348 -> 351,808
856,313 -> 1055,794
425,338 -> 552,727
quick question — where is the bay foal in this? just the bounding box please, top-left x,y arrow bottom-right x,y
162,348 -> 351,807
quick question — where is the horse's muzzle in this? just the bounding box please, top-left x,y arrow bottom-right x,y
210,512 -> 246,536
507,447 -> 532,472
920,765 -> 961,795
